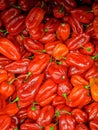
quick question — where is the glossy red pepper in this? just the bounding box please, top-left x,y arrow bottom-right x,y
0,69 -> 8,83
52,43 -> 69,60
71,74 -> 89,87
59,114 -> 76,130
56,23 -> 70,41
66,85 -> 90,108
17,73 -> 44,107
68,16 -> 83,37
0,38 -> 21,60
0,115 -> 11,130
45,123 -> 57,130
53,5 -> 65,18
66,33 -> 90,50
44,18 -> 60,33
25,7 -> 45,29
5,58 -> 30,74
52,95 -> 66,106
6,15 -> 25,36
35,78 -> 57,106
28,54 -> 50,75
24,37 -> 44,54
72,108 -> 88,123
0,103 -> 19,116
66,52 -> 93,72
27,104 -> 40,121
48,62 -> 68,83
0,80 -> 15,99
0,94 -> 6,111
71,7 -> 94,24
1,7 -> 20,24
37,105 -> 54,127
57,80 -> 72,97
39,32 -> 56,44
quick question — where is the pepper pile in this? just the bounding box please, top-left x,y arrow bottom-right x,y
0,0 -> 98,130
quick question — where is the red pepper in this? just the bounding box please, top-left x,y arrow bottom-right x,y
85,65 -> 98,80
59,114 -> 76,130
17,73 -> 44,107
75,123 -> 89,130
29,23 -> 44,40
89,120 -> 98,130
66,85 -> 90,108
0,69 -> 8,83
48,62 -> 68,83
45,41 -> 60,55
27,104 -> 40,121
66,52 -> 93,72
72,108 -> 88,123
45,123 -> 57,130
0,80 -> 15,99
20,123 -> 41,130
44,18 -> 60,33
0,115 -> 11,130
71,74 -> 89,87
52,43 -> 69,60
66,33 -> 90,50
1,7 -> 20,24
71,7 -> 94,24
5,58 -> 30,74
35,78 -> 57,106
79,42 -> 95,55
56,23 -> 70,41
0,103 -> 19,116
68,16 -> 83,37
0,0 -> 8,10
24,37 -> 44,54
39,32 -> 56,44
57,80 -> 72,97
28,54 -> 50,75
0,38 -> 21,60
53,5 -> 65,18
25,7 -> 45,29
52,95 -> 66,106
6,15 -> 25,36
37,105 -> 54,127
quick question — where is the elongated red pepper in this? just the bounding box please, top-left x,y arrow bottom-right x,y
25,7 -> 45,29
66,33 -> 90,50
66,52 -> 93,72
0,38 -> 21,60
5,58 -> 30,74
1,7 -> 20,24
28,54 -> 50,75
6,15 -> 25,36
0,0 -> 8,10
17,73 -> 44,107
37,105 -> 54,127
35,78 -> 57,106
24,37 -> 44,54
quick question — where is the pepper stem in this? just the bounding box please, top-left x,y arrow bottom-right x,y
11,96 -> 19,103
